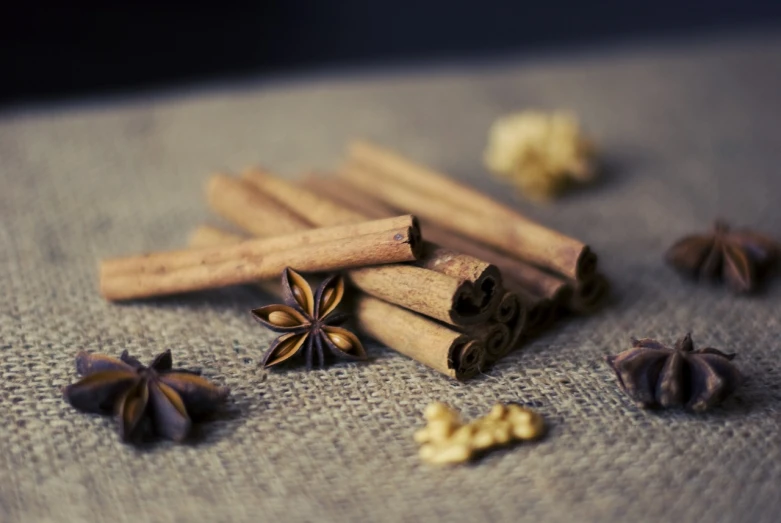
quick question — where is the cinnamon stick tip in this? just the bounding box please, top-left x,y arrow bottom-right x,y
525,298 -> 555,335
569,274 -> 609,314
450,338 -> 484,380
406,218 -> 424,258
576,246 -> 599,281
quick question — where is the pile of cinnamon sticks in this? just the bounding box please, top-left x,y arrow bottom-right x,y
99,140 -> 607,380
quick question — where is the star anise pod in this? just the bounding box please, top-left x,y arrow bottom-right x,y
665,220 -> 779,293
63,350 -> 229,443
251,268 -> 367,369
606,334 -> 742,412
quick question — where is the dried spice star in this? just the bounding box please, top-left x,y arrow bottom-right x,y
606,334 -> 742,412
666,220 -> 779,293
251,268 -> 367,369
63,350 -> 229,443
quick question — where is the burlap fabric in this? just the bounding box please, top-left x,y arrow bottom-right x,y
2,34 -> 781,523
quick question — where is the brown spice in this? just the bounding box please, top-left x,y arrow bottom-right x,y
251,268 -> 366,369
63,350 -> 228,443
567,275 -> 609,314
207,174 -> 311,236
481,291 -> 525,364
502,280 -> 556,336
606,334 -> 742,411
666,220 -> 779,293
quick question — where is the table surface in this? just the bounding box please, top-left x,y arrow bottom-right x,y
2,32 -> 781,523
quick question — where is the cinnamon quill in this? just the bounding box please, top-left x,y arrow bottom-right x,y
100,226 -> 420,301
341,147 -> 597,282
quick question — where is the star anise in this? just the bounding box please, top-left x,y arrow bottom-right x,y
606,334 -> 742,412
665,220 -> 779,293
63,350 -> 229,443
251,268 -> 367,369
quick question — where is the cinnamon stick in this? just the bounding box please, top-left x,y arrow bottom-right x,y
188,226 -> 485,380
354,295 -> 484,380
504,281 -> 556,335
301,174 -> 398,220
100,226 -> 419,301
188,226 -> 281,296
568,275 -> 609,314
232,171 -> 500,325
416,243 -> 501,321
491,290 -> 526,361
188,226 -> 245,248
101,215 -> 419,278
347,264 -> 491,325
244,168 -> 364,225
207,174 -> 311,236
340,151 -> 597,282
463,322 -> 510,366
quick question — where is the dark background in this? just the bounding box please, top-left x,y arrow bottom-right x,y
2,1 -> 781,106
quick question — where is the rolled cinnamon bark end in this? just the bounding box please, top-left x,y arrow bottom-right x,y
508,283 -> 556,336
206,174 -> 311,236
466,322 -> 511,365
451,340 -> 484,380
479,291 -> 526,364
100,227 -> 419,301
492,289 -> 520,324
417,244 -> 502,316
354,295 -> 483,380
500,291 -> 526,355
576,247 -> 599,282
482,323 -> 512,360
568,274 -> 609,314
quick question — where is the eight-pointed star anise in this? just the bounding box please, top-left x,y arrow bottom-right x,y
665,220 -> 779,293
251,268 -> 367,369
606,334 -> 742,412
63,350 -> 229,443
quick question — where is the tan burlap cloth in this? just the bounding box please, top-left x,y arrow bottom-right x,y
2,34 -> 780,523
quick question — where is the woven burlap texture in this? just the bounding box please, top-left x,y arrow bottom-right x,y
2,34 -> 781,523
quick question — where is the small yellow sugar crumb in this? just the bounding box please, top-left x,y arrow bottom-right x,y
484,110 -> 597,201
414,402 -> 545,465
